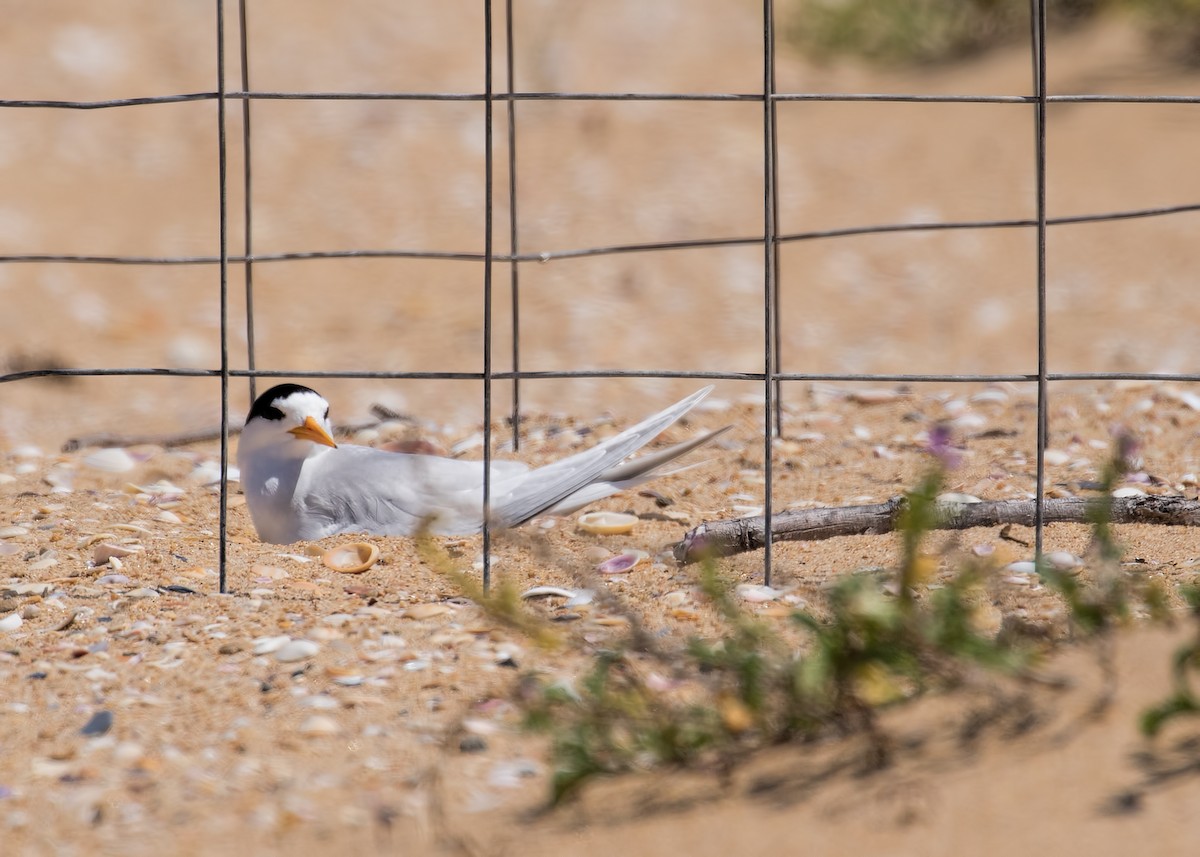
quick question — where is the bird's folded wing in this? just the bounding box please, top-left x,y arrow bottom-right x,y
488,385 -> 715,527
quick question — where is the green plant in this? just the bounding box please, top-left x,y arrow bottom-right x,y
1141,585 -> 1200,736
519,440 -> 1037,802
785,0 -> 1103,66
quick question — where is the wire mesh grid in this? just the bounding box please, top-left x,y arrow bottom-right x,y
2,0 -> 1198,592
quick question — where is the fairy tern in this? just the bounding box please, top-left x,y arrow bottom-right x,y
236,383 -> 729,544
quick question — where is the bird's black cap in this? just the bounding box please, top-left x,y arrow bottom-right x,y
247,384 -> 321,422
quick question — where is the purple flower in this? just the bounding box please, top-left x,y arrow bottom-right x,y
926,423 -> 962,470
1110,426 -> 1141,473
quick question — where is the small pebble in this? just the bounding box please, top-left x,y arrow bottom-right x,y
80,710 -> 114,737
459,736 -> 488,754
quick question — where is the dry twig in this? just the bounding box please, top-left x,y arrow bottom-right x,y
674,495 -> 1200,564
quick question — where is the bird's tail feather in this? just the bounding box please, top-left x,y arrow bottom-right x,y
491,386 -> 717,528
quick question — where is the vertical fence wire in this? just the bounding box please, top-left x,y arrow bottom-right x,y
216,0 -> 232,594
1031,0 -> 1049,560
761,0 -> 778,587
505,0 -> 522,451
238,0 -> 258,404
482,0 -> 496,590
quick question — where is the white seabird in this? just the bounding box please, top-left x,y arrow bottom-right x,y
236,383 -> 728,544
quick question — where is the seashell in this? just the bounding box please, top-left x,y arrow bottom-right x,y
111,523 -> 154,535
0,613 -> 23,631
252,635 -> 291,655
596,550 -> 648,575
736,584 -> 788,603
1005,561 -> 1038,576
274,639 -> 320,663
521,586 -> 577,600
970,389 -> 1009,405
96,574 -> 131,586
322,542 -> 379,574
1112,486 -> 1146,498
0,473 -> 14,484
76,533 -> 117,549
1045,551 -> 1084,574
83,448 -> 136,473
28,554 -> 58,571
951,413 -> 987,430
298,715 -> 340,735
3,582 -> 53,596
251,564 -> 289,580
1043,449 -> 1070,466
404,603 -> 450,620
847,388 -> 905,405
1169,389 -> 1200,411
43,468 -> 74,491
938,492 -> 982,505
577,511 -> 638,535
93,543 -> 142,565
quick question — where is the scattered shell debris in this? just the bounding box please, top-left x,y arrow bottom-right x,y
1,380 -> 1199,850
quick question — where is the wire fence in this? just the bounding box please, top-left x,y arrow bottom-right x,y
1,1 -> 1197,592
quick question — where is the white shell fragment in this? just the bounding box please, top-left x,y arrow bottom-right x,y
274,639 -> 320,663
1045,551 -> 1084,574
322,542 -> 380,574
1005,561 -> 1038,576
937,492 -> 982,505
521,586 -> 577,600
577,511 -> 638,535
83,448 -> 137,473
93,543 -> 143,566
298,715 -> 340,736
0,613 -> 23,632
736,584 -> 789,603
252,635 -> 292,655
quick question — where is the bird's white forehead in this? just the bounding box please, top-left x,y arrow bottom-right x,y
273,390 -> 329,418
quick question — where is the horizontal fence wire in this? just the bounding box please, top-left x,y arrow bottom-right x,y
8,91 -> 1200,108
1,0 -> 1192,591
1,201 -> 1198,266
10,367 -> 1200,386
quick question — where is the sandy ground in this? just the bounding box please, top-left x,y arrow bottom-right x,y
5,4 -> 1200,855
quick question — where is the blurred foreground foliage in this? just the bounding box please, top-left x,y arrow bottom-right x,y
433,427 -> 1196,803
785,0 -> 1200,66
503,431 -> 1177,803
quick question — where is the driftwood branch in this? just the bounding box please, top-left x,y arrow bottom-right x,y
673,496 -> 1200,564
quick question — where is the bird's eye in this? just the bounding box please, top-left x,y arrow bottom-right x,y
323,406 -> 330,421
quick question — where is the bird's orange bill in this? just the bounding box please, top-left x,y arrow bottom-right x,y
288,416 -> 338,448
